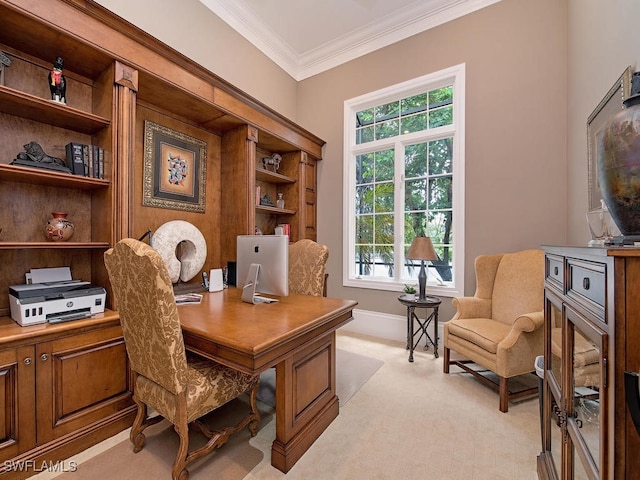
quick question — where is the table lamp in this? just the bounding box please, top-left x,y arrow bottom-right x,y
407,236 -> 438,300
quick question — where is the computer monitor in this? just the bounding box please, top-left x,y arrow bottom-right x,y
236,235 -> 289,303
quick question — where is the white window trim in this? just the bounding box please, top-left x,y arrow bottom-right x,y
342,63 -> 465,298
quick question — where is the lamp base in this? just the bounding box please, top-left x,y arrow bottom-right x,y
418,261 -> 427,300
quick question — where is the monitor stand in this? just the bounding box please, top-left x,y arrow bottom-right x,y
241,263 -> 279,304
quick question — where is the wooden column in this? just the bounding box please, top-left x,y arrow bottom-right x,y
113,61 -> 138,241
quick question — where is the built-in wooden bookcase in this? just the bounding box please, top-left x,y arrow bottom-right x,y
220,126 -> 321,265
0,2 -> 116,316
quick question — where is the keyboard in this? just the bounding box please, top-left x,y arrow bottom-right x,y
172,283 -> 207,295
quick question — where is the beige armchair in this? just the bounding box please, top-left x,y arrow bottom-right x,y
443,249 -> 544,412
288,239 -> 329,296
104,239 -> 260,480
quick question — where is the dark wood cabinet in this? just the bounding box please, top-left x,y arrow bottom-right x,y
538,246 -> 640,480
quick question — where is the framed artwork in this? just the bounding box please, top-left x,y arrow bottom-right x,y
143,121 -> 207,213
587,66 -> 632,212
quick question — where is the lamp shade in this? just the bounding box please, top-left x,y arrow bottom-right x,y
407,236 -> 438,261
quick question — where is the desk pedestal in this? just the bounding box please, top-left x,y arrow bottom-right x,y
179,289 -> 357,473
271,331 -> 338,472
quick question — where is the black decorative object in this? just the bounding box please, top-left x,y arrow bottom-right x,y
11,141 -> 71,173
260,193 -> 274,206
48,56 -> 66,104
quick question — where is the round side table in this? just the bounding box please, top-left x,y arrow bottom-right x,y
398,294 -> 442,362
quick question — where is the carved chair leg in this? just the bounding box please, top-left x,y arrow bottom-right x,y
499,376 -> 509,413
177,379 -> 262,478
130,396 -> 147,453
172,421 -> 190,480
443,346 -> 450,373
130,394 -> 164,453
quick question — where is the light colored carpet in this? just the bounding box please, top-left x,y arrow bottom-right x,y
35,332 -> 541,480
50,346 -> 383,480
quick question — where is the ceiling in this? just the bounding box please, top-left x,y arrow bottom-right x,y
199,0 -> 501,81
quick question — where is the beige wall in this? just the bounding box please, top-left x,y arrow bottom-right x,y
93,0 -> 298,120
298,0 -> 568,318
566,0 -> 640,244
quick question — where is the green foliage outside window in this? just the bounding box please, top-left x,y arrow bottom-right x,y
353,85 -> 454,281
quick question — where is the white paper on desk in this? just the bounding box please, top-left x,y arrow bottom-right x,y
29,267 -> 72,284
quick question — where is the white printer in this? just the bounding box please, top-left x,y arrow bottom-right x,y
9,280 -> 106,326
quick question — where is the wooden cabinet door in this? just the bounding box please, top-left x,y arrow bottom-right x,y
35,326 -> 132,444
564,305 -> 607,480
0,346 -> 36,462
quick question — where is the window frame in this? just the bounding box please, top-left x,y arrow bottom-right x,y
342,64 -> 465,297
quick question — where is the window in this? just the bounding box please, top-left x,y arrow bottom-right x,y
343,64 -> 465,296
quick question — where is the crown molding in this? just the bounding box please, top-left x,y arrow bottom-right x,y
200,0 -> 501,81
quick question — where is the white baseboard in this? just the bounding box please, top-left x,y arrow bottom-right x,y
339,308 -> 444,345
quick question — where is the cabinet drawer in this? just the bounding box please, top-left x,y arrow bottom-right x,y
567,258 -> 606,321
545,254 -> 564,291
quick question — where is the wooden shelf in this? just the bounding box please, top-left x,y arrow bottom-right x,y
256,205 -> 296,215
255,167 -> 296,184
0,84 -> 110,134
0,242 -> 110,250
0,163 -> 109,189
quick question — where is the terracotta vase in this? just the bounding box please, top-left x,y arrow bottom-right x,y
598,95 -> 640,237
45,212 -> 74,241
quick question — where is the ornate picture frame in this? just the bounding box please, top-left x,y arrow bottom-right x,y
143,121 -> 207,213
587,66 -> 632,212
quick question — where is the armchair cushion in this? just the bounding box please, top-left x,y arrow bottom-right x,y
446,318 -> 510,354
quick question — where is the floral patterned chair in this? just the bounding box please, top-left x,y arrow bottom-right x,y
443,249 -> 544,412
104,238 -> 260,480
288,239 -> 329,297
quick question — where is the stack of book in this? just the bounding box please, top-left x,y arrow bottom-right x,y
65,142 -> 105,178
276,223 -> 291,236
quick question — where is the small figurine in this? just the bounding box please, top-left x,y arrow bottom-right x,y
260,193 -> 274,207
12,141 -> 71,173
262,153 -> 282,172
48,56 -> 66,104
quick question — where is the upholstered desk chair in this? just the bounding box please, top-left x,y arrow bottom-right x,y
443,249 -> 544,412
104,238 -> 260,480
288,239 -> 329,296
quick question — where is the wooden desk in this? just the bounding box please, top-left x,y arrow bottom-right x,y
178,288 -> 357,473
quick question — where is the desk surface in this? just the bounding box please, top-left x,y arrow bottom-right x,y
179,288 -> 358,373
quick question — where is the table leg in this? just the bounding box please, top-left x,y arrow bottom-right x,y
406,307 -> 411,351
433,306 -> 439,358
408,306 -> 415,362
